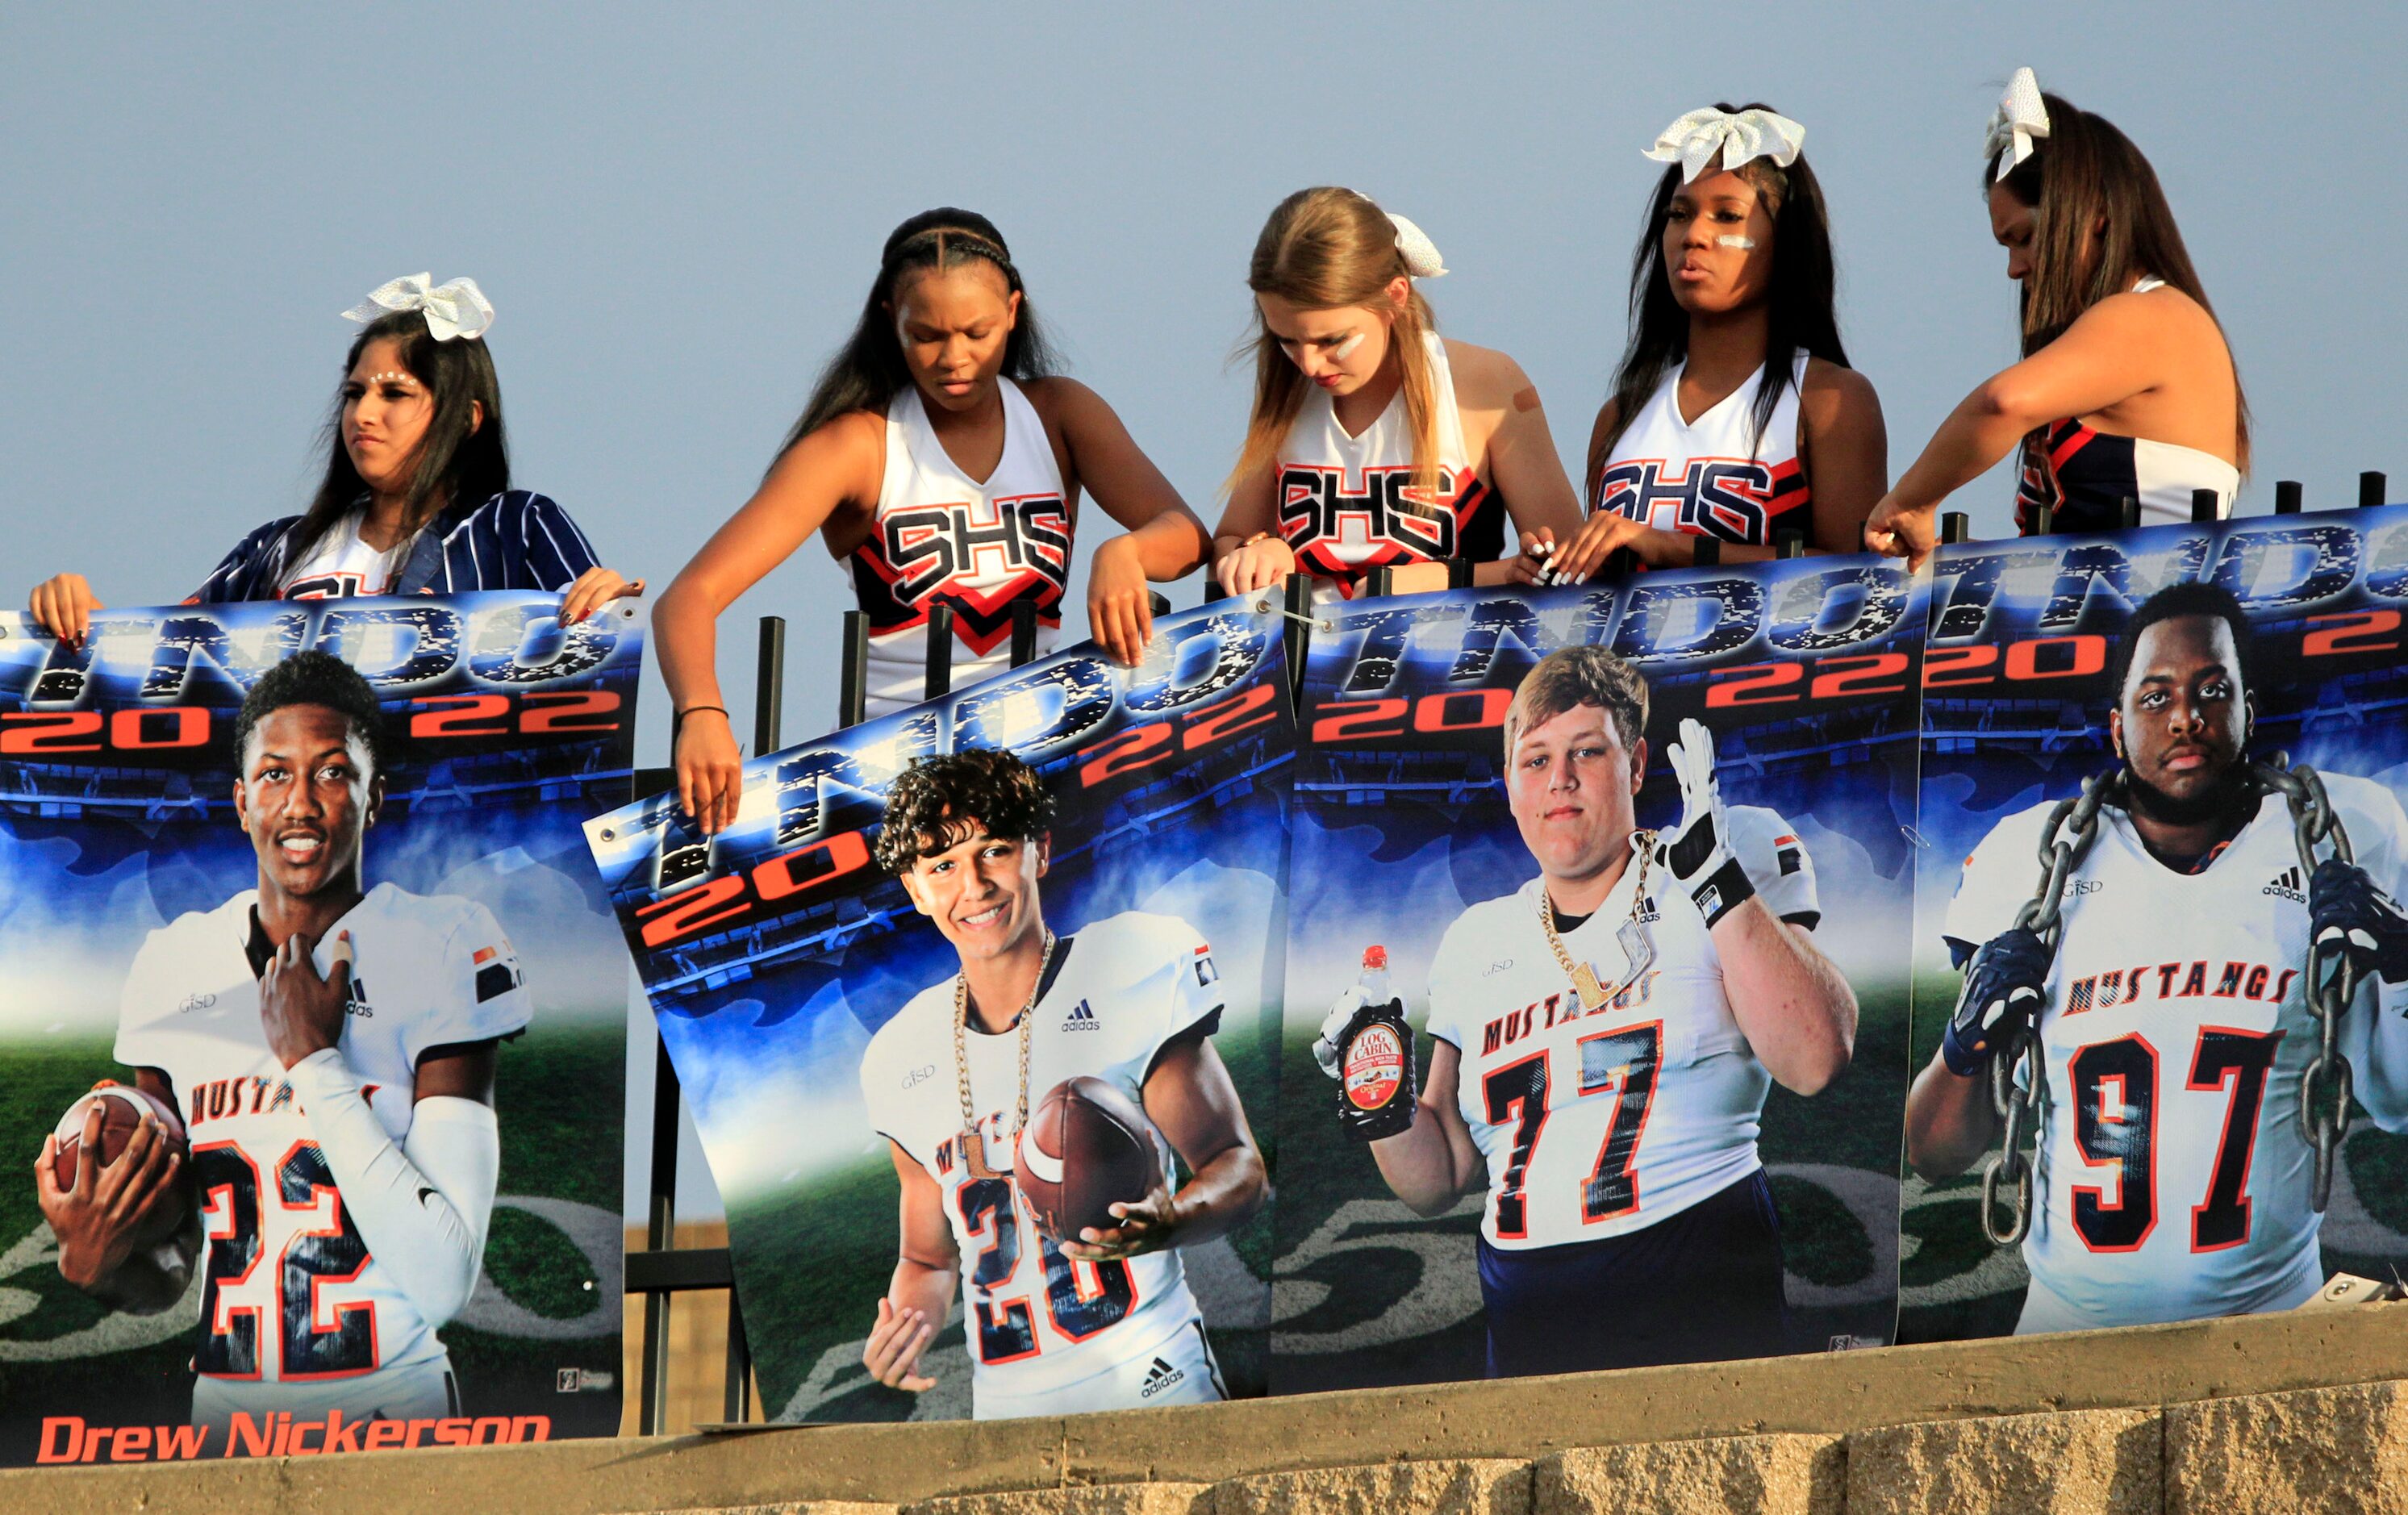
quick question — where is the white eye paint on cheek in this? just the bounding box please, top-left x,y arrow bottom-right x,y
1328,331 -> 1364,361
1714,235 -> 1758,251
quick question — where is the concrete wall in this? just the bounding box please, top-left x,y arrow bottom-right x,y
10,1301 -> 2408,1514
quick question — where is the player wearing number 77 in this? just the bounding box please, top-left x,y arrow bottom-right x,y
1908,582 -> 2408,1333
34,650 -> 528,1435
1316,645 -> 1856,1375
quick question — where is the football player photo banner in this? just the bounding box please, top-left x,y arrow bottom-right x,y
1907,509 -> 2408,1343
1274,562 -> 1922,1392
0,592 -> 638,1465
586,603 -> 1288,1424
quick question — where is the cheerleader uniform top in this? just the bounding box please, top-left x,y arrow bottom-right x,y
1592,352 -> 1812,545
1273,332 -> 1505,603
2014,279 -> 2240,534
847,378 -> 1072,720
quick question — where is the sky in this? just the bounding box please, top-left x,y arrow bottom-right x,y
6,2 -> 2404,1217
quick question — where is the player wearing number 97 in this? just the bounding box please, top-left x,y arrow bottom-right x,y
1908,583 -> 2408,1333
856,749 -> 1267,1419
1317,645 -> 1857,1375
33,649 -> 528,1435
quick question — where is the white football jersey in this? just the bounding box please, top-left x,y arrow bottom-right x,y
849,378 -> 1070,720
858,912 -> 1225,1417
114,883 -> 532,1407
1944,775 -> 2408,1331
1426,808 -> 1817,1250
1594,354 -> 1810,545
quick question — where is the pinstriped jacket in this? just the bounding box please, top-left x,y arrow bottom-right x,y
184,490 -> 602,603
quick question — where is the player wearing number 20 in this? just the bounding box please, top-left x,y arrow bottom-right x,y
34,650 -> 528,1432
857,750 -> 1267,1418
1317,646 -> 1857,1375
1909,583 -> 2408,1333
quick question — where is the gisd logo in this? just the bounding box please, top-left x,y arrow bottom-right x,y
1343,1023 -> 1407,1111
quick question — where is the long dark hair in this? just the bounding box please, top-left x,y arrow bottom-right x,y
291,309 -> 508,568
1590,103 -> 1848,504
1994,90 -> 2250,468
778,208 -> 1061,462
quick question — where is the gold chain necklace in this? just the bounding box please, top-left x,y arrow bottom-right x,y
952,929 -> 1056,1179
1538,831 -> 1655,1012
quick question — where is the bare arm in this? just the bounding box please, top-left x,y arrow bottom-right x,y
1209,463 -> 1299,599
1368,1038 -> 1485,1217
862,1141 -> 958,1393
1062,1031 -> 1265,1260
1904,1050 -> 2003,1180
1714,908 -> 1856,1096
1464,360 -> 1584,590
1799,362 -> 1889,553
654,411 -> 883,833
1041,379 -> 1211,665
1866,292 -> 2205,559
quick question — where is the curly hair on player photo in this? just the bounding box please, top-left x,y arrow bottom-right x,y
875,747 -> 1059,874
1505,645 -> 1651,753
232,649 -> 391,775
2110,581 -> 2256,703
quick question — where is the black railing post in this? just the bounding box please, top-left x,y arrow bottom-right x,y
2192,488 -> 2221,524
1603,547 -> 1639,577
1148,591 -> 1171,618
1941,512 -> 1972,545
2030,504 -> 2055,536
924,604 -> 954,701
1447,557 -> 1474,591
2119,495 -> 2142,531
2275,480 -> 2303,515
1692,536 -> 1721,567
2363,472 -> 2389,509
753,617 -> 785,755
1009,602 -> 1039,668
1772,529 -> 1805,561
1282,574 -> 1311,709
724,1297 -> 753,1424
641,1035 -> 680,1436
1365,566 -> 1394,599
837,611 -> 869,728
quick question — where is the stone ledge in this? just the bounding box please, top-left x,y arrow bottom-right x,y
1535,1434 -> 1842,1514
904,1484 -> 1211,1515
2165,1379 -> 2408,1514
5,1304 -> 2407,1513
1199,1458 -> 1530,1514
1846,1407 -> 2158,1515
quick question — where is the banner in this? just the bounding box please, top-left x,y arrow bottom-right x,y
589,604 -> 1288,1423
0,593 -> 636,1464
1907,511 -> 2408,1342
1271,563 -> 1919,1391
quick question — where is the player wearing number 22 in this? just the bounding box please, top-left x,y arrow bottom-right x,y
1317,645 -> 1857,1375
35,650 -> 527,1434
857,749 -> 1267,1418
1909,583 -> 2408,1333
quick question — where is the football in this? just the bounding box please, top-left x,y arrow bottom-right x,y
1015,1076 -> 1159,1243
51,1081 -> 191,1243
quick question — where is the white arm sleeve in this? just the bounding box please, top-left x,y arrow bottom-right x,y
288,1049 -> 500,1326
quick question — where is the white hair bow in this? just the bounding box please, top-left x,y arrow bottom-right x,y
341,273 -> 496,342
1643,106 -> 1806,183
1984,68 -> 2051,183
1387,213 -> 1447,278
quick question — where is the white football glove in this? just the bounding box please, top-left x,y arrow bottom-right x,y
1313,983 -> 1371,1079
1656,716 -> 1755,928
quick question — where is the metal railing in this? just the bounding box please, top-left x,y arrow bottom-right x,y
620,474 -> 2393,1430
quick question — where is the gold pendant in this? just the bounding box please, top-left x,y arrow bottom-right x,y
1571,962 -> 1608,1012
959,1125 -> 1002,1180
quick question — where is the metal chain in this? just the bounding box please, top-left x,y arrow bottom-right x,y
1976,757 -> 2362,1244
1980,770 -> 2118,1246
954,929 -> 1057,1154
2258,758 -> 2357,1212
1538,831 -> 1655,1008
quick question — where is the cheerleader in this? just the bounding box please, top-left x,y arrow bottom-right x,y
656,209 -> 1208,835
1530,105 -> 1887,582
1866,69 -> 2247,561
26,274 -> 641,641
1212,188 -> 1583,600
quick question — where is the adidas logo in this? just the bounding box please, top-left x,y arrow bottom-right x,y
1062,1000 -> 1100,1032
2264,866 -> 2306,904
1139,1356 -> 1185,1397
